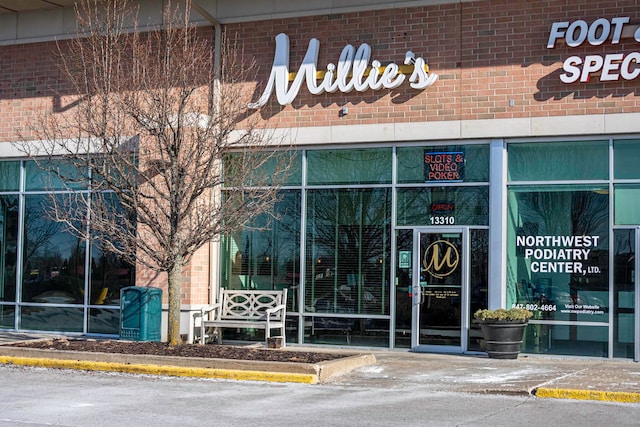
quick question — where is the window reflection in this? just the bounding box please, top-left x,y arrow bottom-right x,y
305,189 -> 391,318
0,305 -> 15,328
21,195 -> 86,304
25,160 -> 87,191
20,306 -> 84,332
507,187 -> 609,356
614,184 -> 640,225
0,160 -> 133,335
90,243 -> 134,306
0,196 -> 19,303
468,229 -> 488,351
613,229 -> 635,359
614,139 -> 640,180
87,307 -> 120,334
508,141 -> 608,182
220,190 -> 301,311
88,192 -> 135,306
397,145 -> 490,183
307,148 -> 392,185
396,187 -> 489,226
0,161 -> 20,191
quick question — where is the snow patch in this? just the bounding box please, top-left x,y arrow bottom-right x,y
360,366 -> 385,374
462,368 -> 550,384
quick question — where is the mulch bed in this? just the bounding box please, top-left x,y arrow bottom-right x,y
12,338 -> 344,364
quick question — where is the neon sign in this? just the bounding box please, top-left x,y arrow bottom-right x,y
249,33 -> 438,108
424,151 -> 464,182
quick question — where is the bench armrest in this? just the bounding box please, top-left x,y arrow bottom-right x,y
192,303 -> 221,344
199,302 -> 221,318
266,304 -> 286,317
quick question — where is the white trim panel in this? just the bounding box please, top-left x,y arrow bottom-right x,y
9,113 -> 640,158
213,0 -> 475,24
0,0 -> 480,46
265,113 -> 640,147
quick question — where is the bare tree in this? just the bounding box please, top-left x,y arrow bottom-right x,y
18,0 -> 291,345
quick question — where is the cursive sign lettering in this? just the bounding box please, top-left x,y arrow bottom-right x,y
248,33 -> 438,108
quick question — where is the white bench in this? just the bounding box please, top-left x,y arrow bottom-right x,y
193,289 -> 287,347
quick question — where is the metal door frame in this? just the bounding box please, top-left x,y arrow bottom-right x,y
411,227 -> 469,353
635,228 -> 640,362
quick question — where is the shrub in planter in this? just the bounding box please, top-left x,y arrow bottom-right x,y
474,308 -> 533,322
473,308 -> 533,359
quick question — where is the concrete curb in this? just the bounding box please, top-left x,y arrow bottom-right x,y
534,387 -> 640,403
0,355 -> 319,383
0,346 -> 376,384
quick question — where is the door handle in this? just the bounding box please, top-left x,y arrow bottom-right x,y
412,284 -> 421,305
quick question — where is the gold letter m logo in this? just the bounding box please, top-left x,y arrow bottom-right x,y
423,240 -> 459,279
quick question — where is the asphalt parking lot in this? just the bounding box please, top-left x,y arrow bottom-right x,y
1,332 -> 640,403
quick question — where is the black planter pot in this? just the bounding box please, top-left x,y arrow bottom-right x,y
479,321 -> 528,359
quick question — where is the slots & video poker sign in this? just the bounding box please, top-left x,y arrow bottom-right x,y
424,151 -> 465,182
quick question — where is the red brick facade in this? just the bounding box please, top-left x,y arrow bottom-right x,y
228,0 -> 640,129
3,1 -> 639,151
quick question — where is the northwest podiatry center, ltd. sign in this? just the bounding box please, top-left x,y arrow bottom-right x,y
516,235 -> 602,276
548,16 -> 640,83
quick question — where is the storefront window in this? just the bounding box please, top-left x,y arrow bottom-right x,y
614,184 -> 640,225
507,186 -> 609,356
508,141 -> 609,182
305,316 -> 390,347
224,151 -> 302,187
614,139 -> 640,179
0,161 -> 20,191
220,190 -> 301,311
305,188 -> 391,317
0,195 -> 19,304
0,305 -> 14,328
0,159 -> 130,335
307,148 -> 392,185
613,229 -> 635,359
522,324 -> 608,357
89,243 -> 133,307
20,306 -> 84,332
397,145 -> 489,183
21,195 -> 86,305
25,160 -> 87,191
87,193 -> 135,311
396,186 -> 489,226
394,229 -> 413,349
87,308 -> 121,335
469,229 -> 489,351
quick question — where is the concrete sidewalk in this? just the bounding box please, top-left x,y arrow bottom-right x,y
1,332 -> 639,403
333,351 -> 640,404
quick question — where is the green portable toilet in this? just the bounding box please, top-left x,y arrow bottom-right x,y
120,286 -> 162,341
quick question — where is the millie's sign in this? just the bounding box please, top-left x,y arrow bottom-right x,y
249,33 -> 438,108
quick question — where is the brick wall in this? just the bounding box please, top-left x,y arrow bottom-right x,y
2,1 -> 639,142
135,242 -> 210,305
228,0 -> 640,128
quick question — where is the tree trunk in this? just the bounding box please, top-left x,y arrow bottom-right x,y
167,259 -> 183,346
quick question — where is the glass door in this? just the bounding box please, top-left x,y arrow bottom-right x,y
411,229 -> 466,352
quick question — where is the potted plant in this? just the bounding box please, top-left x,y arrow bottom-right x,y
473,307 -> 533,359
